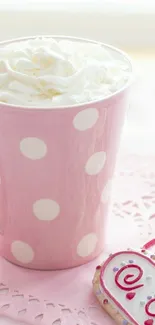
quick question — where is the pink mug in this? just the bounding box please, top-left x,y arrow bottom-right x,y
0,36 -> 132,270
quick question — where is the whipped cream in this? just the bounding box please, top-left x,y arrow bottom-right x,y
0,37 -> 131,108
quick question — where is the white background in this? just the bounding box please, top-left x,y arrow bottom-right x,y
0,0 -> 155,48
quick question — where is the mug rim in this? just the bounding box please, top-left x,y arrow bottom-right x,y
0,35 -> 133,111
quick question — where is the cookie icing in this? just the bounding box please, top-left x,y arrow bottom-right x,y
99,250 -> 155,325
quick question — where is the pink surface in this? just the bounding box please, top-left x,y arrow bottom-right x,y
0,90 -> 128,270
0,155 -> 154,324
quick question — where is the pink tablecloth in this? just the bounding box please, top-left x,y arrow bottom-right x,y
0,154 -> 154,325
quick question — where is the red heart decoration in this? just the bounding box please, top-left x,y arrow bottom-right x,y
126,292 -> 136,300
144,320 -> 154,325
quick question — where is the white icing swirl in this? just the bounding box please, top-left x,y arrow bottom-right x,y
0,37 -> 130,108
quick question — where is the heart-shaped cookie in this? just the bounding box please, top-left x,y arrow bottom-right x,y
93,249 -> 155,325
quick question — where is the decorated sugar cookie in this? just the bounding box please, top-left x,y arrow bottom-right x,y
93,239 -> 155,325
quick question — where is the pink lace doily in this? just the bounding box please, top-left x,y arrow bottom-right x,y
0,154 -> 155,325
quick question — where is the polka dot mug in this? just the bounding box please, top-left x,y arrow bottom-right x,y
0,36 -> 132,270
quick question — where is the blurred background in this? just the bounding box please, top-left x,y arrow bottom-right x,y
0,0 -> 155,49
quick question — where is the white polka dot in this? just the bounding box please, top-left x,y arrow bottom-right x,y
77,233 -> 98,257
85,151 -> 106,175
11,241 -> 34,264
73,108 -> 99,131
33,199 -> 60,221
101,179 -> 113,203
20,137 -> 47,160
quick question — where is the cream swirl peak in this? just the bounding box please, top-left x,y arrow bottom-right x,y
0,37 -> 130,108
